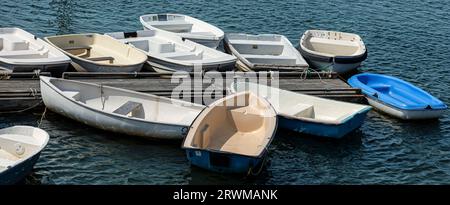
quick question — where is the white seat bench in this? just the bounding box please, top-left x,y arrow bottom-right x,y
160,51 -> 198,59
1,38 -> 29,51
62,91 -> 80,100
150,20 -> 193,32
113,101 -> 142,115
230,39 -> 285,55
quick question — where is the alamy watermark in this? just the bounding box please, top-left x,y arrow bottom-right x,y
168,64 -> 281,109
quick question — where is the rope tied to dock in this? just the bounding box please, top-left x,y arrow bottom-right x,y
0,100 -> 43,114
29,88 -> 38,98
33,69 -> 41,79
0,71 -> 11,80
38,107 -> 47,128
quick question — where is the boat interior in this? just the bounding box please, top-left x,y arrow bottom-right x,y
227,34 -> 302,66
141,14 -> 216,37
233,82 -> 370,123
107,31 -> 225,62
0,127 -> 47,172
48,78 -> 204,126
185,92 -> 276,157
302,30 -> 365,57
0,29 -> 51,60
45,34 -> 146,65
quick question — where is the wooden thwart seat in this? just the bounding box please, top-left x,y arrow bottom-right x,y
113,101 -> 143,116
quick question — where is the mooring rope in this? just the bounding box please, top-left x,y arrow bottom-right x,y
100,84 -> 106,110
33,69 -> 41,79
247,149 -> 269,176
38,107 -> 47,128
0,100 -> 43,114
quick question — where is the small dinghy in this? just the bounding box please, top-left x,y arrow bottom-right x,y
44,33 -> 147,72
298,30 -> 367,74
348,73 -> 447,120
224,33 -> 309,72
0,126 -> 49,185
231,82 -> 371,138
182,92 -> 277,174
105,30 -> 236,73
40,76 -> 205,139
140,14 -> 224,49
0,28 -> 70,74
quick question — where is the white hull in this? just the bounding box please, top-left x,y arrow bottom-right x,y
367,97 -> 445,120
40,77 -> 205,139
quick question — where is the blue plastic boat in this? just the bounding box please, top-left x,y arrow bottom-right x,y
231,82 -> 371,139
182,92 -> 277,174
348,73 -> 447,120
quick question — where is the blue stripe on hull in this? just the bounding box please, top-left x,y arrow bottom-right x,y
279,110 -> 369,139
186,149 -> 264,174
0,153 -> 41,185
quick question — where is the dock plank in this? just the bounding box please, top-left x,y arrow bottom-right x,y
0,73 -> 364,111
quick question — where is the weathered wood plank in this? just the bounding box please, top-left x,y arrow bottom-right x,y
0,72 -> 364,111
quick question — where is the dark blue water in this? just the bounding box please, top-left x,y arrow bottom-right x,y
0,0 -> 449,184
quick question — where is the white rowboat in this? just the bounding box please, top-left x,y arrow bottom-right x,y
40,76 -> 205,140
298,30 -> 367,74
140,14 -> 224,49
44,33 -> 147,72
0,28 -> 70,74
224,33 -> 309,71
231,82 -> 371,138
105,30 -> 236,74
0,126 -> 49,185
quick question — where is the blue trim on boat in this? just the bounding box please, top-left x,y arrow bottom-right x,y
279,107 -> 370,139
185,149 -> 265,174
0,153 -> 41,185
348,73 -> 447,111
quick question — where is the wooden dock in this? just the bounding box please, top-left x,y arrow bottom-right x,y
0,71 -> 365,112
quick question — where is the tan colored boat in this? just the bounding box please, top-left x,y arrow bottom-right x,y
44,33 -> 147,72
182,92 -> 277,173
